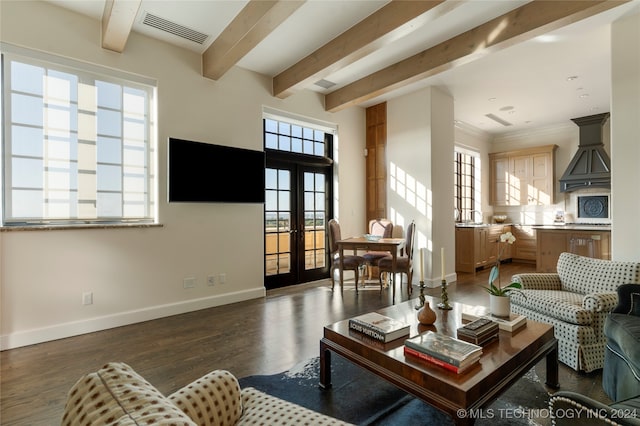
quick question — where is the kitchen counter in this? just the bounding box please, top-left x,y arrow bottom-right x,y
532,224 -> 611,231
455,223 -> 512,228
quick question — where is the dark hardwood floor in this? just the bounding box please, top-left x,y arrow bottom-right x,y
0,262 -> 608,425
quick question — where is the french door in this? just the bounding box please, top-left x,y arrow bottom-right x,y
264,159 -> 332,289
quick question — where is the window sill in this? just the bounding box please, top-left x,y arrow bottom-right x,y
0,223 -> 164,232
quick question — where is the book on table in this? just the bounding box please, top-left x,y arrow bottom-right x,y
460,307 -> 527,332
404,331 -> 482,369
403,346 -> 479,374
348,312 -> 410,343
456,318 -> 499,346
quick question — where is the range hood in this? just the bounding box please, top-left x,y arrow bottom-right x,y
559,112 -> 611,192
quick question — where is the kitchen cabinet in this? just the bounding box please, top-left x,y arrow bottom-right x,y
489,145 -> 557,206
512,225 -> 537,263
455,225 -> 512,273
536,227 -> 611,272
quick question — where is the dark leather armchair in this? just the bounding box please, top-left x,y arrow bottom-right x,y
549,284 -> 640,426
603,284 -> 640,401
549,391 -> 640,425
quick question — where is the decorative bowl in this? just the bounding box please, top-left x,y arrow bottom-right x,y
363,234 -> 382,241
494,215 -> 508,223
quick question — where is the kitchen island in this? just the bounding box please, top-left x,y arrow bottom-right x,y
454,223 -> 513,273
533,224 -> 611,272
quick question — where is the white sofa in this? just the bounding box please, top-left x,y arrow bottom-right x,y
511,252 -> 640,372
62,362 -> 352,425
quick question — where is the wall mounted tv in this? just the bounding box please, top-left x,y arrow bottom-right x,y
168,137 -> 265,203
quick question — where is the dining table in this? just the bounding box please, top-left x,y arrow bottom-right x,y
337,236 -> 405,302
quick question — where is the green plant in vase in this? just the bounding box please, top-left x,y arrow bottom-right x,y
481,231 -> 524,317
481,231 -> 523,296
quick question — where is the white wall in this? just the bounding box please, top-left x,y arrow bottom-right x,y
386,87 -> 455,287
0,1 -> 365,349
611,11 -> 640,261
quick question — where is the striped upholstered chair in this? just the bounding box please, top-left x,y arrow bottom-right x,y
511,252 -> 640,372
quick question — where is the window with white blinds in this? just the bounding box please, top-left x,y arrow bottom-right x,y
1,47 -> 156,226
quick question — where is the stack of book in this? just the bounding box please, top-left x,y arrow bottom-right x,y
348,312 -> 410,343
403,331 -> 483,374
461,310 -> 527,332
456,318 -> 499,346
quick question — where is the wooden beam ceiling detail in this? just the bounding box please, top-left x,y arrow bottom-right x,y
273,0 -> 452,99
101,0 -> 141,53
324,0 -> 629,112
203,0 -> 305,81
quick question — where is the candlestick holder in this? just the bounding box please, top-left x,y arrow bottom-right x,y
415,281 -> 426,309
437,279 -> 452,310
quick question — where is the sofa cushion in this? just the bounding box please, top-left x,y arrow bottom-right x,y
631,292 -> 640,316
238,387 -> 352,425
169,369 -> 243,426
62,362 -> 195,426
511,290 -> 593,325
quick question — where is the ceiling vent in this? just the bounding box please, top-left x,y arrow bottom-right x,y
485,113 -> 512,127
141,12 -> 209,45
315,79 -> 336,89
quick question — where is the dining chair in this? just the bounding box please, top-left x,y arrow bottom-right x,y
378,221 -> 415,296
328,219 -> 366,292
361,218 -> 394,282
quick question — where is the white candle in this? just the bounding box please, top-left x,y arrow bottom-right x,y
441,247 -> 445,281
420,248 -> 425,282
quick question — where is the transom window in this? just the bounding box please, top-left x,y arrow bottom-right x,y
264,118 -> 326,156
1,45 -> 156,226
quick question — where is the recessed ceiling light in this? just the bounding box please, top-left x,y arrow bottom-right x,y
579,93 -> 590,98
536,34 -> 560,43
488,97 -> 497,102
567,76 -> 579,81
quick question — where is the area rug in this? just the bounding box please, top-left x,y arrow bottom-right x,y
238,354 -> 552,425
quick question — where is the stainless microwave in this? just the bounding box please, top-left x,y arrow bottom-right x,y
575,193 -> 611,224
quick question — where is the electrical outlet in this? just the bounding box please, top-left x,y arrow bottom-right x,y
82,292 -> 93,305
207,275 -> 215,286
183,277 -> 197,289
219,273 -> 226,284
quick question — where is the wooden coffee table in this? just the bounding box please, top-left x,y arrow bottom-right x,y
319,297 -> 559,425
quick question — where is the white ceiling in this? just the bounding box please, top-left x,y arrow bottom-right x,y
46,0 -> 640,135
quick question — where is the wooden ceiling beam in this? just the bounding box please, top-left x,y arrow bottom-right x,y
325,0 -> 629,112
273,0 -> 454,99
203,0 -> 305,81
101,0 -> 141,53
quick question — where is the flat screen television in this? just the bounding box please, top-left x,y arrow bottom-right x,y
168,137 -> 265,203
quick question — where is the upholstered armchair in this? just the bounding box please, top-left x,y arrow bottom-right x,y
511,253 -> 640,372
328,219 -> 366,292
378,221 -> 415,296
603,284 -> 640,401
362,218 -> 394,282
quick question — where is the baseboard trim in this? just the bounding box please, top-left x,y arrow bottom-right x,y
0,287 -> 266,350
